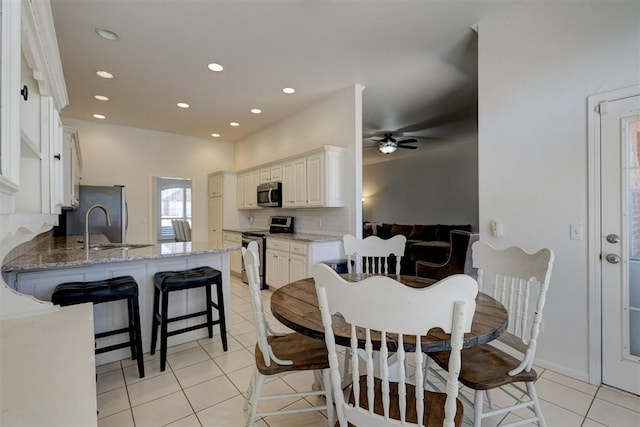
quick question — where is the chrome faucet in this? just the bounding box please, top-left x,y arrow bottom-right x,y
84,204 -> 112,250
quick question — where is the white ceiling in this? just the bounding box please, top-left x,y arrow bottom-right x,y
50,0 -> 513,159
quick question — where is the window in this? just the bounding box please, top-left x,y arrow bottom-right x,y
157,177 -> 192,242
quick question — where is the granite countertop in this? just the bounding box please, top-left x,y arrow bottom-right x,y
222,228 -> 269,234
222,228 -> 341,243
265,233 -> 342,243
2,235 -> 241,273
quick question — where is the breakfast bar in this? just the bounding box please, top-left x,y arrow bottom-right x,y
2,235 -> 241,365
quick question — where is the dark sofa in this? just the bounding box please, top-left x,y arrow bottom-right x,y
363,222 -> 473,275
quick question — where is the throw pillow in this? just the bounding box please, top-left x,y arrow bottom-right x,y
376,223 -> 393,239
408,225 -> 437,241
391,224 -> 413,238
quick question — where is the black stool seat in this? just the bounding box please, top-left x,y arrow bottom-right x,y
151,266 -> 228,371
154,266 -> 222,292
52,276 -> 139,305
51,276 -> 145,378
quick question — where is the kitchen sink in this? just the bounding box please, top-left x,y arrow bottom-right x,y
90,243 -> 153,251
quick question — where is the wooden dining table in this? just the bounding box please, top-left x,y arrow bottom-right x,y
270,273 -> 509,353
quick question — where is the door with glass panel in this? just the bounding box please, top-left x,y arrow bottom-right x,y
601,95 -> 640,395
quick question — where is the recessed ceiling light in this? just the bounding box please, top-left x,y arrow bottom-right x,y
93,114 -> 106,119
207,63 -> 224,72
96,28 -> 119,40
96,70 -> 114,79
229,122 -> 239,127
250,108 -> 262,114
282,87 -> 295,94
94,95 -> 109,101
177,102 -> 190,108
211,133 -> 221,138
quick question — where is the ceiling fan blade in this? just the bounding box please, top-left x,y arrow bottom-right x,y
398,145 -> 418,150
397,138 -> 417,144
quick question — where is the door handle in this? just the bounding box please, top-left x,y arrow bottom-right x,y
605,253 -> 621,264
606,234 -> 620,244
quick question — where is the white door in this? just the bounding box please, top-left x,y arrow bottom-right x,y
601,95 -> 640,395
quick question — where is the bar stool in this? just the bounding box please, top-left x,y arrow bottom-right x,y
51,276 -> 145,378
150,266 -> 228,371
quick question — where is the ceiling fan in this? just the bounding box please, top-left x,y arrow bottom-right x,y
374,133 -> 418,154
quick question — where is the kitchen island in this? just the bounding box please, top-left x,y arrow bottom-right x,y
2,234 -> 240,365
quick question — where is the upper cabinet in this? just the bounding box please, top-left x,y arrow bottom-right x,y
259,164 -> 282,184
237,146 -> 345,210
282,146 -> 344,208
62,127 -> 81,209
0,0 -> 22,203
208,173 -> 223,197
0,0 -> 68,216
237,170 -> 259,210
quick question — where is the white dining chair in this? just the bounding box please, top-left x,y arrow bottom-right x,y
171,219 -> 191,242
425,241 -> 554,426
242,242 -> 334,427
313,263 -> 478,426
342,233 -> 408,382
343,234 -> 406,275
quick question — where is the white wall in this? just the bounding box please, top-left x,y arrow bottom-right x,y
62,118 -> 235,244
478,1 -> 640,381
234,85 -> 363,236
363,138 -> 478,230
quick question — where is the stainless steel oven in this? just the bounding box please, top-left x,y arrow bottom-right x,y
241,232 -> 267,289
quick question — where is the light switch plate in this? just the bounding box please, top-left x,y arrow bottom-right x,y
570,223 -> 584,240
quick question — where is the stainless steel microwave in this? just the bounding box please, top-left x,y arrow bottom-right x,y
257,182 -> 282,207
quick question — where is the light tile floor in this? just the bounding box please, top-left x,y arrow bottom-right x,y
96,275 -> 640,426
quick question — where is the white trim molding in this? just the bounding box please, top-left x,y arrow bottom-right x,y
21,0 -> 68,110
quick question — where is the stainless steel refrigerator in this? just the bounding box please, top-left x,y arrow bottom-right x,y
63,185 -> 128,243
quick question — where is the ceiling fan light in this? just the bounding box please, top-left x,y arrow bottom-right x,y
379,141 -> 397,154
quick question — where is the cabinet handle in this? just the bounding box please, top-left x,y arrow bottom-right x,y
54,153 -> 61,160
20,85 -> 28,101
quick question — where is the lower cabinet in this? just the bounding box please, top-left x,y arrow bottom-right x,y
265,237 -> 342,289
223,231 -> 242,275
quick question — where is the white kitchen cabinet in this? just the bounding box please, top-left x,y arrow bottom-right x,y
306,152 -> 323,207
223,231 -> 242,275
208,173 -> 223,197
238,170 -> 260,209
270,164 -> 282,182
208,196 -> 223,243
282,158 -> 307,208
281,146 -> 344,208
266,248 -> 290,290
265,237 -> 343,289
289,253 -> 307,283
246,170 -> 259,208
62,126 -> 81,208
259,167 -> 271,184
259,164 -> 283,184
236,172 -> 246,209
208,171 -> 244,243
